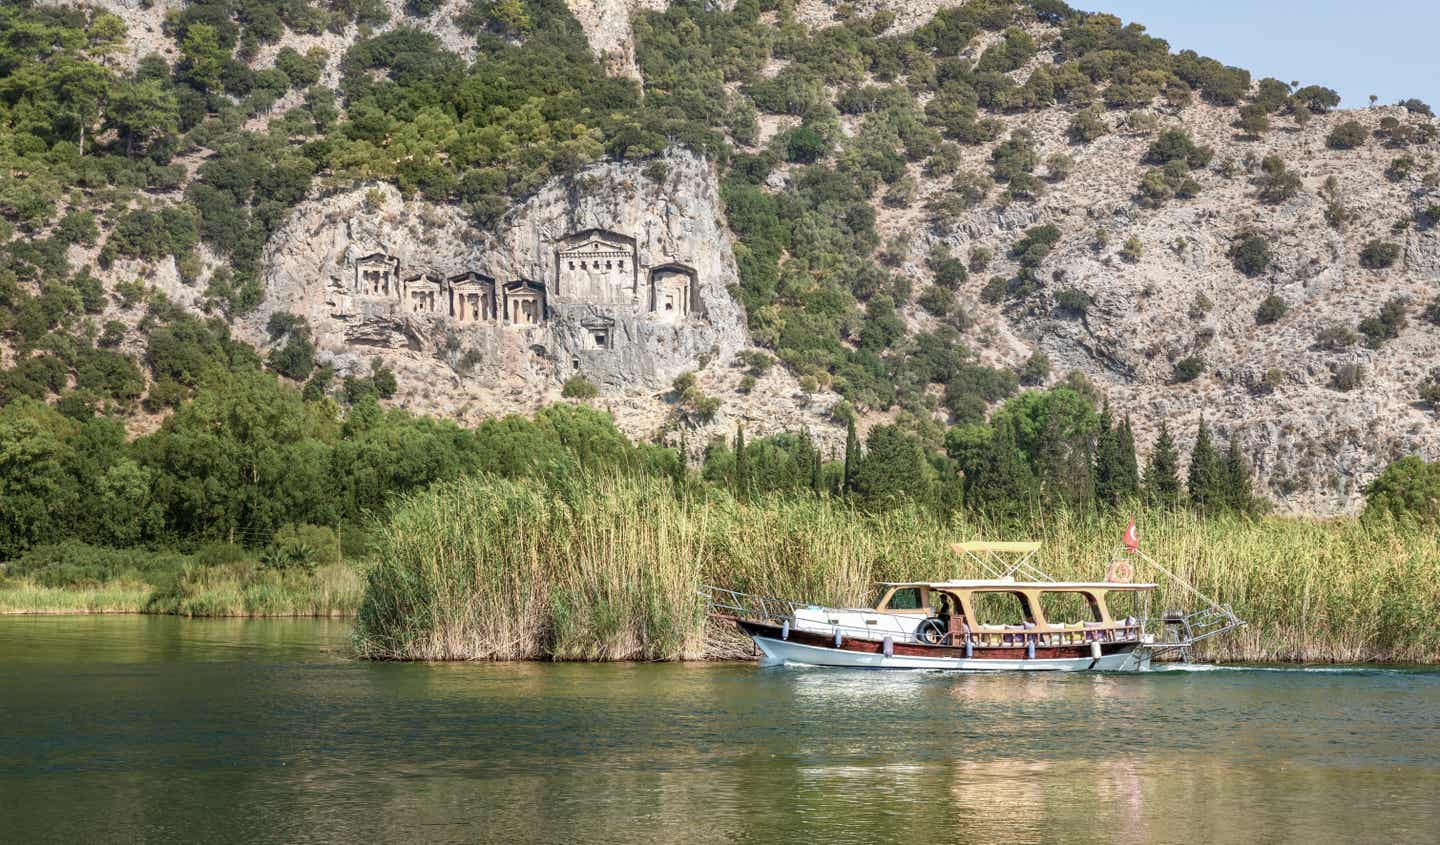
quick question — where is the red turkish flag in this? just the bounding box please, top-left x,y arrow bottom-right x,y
1123,518 -> 1139,552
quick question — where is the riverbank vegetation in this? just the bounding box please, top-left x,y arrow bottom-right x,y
0,540 -> 365,616
7,362 -> 1440,655
356,473 -> 1440,664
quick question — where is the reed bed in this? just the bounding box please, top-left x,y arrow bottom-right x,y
355,475 -> 1440,663
0,580 -> 153,614
0,563 -> 367,617
145,562 -> 367,618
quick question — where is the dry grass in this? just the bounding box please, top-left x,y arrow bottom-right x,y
355,475 -> 1440,663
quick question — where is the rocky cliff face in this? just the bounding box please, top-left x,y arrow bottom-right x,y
40,0 -> 1440,512
872,99 -> 1440,514
248,152 -> 834,447
253,152 -> 747,392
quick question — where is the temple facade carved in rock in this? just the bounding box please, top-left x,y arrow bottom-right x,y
341,228 -> 700,342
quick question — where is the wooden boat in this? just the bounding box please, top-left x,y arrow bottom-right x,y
703,534 -> 1243,672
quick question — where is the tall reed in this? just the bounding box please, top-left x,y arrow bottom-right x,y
355,475 -> 1440,663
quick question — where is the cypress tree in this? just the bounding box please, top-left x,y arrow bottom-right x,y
734,424 -> 749,497
1094,402 -> 1120,505
1117,415 -> 1141,500
1222,433 -> 1254,514
809,439 -> 823,495
671,427 -> 688,492
1144,420 -> 1182,507
1187,418 -> 1222,512
969,422 -> 1037,520
843,416 -> 859,496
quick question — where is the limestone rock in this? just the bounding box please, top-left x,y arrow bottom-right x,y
253,151 -> 748,398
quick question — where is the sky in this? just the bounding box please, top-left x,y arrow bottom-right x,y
1079,1 -> 1439,111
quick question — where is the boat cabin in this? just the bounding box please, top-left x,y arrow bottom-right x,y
870,579 -> 1155,646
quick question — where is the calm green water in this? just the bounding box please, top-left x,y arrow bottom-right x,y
2,617 -> 1439,844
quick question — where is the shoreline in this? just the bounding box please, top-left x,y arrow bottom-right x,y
1,609 -> 358,618
4,609 -> 1436,666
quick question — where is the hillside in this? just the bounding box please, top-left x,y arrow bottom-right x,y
3,0 -> 1439,516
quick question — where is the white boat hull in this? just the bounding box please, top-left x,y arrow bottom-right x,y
753,635 -> 1151,672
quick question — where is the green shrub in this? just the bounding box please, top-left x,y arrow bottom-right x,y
8,542 -> 191,589
1330,363 -> 1364,392
1067,107 -> 1107,144
1173,356 -> 1205,383
917,286 -> 954,317
1018,351 -> 1050,386
1254,294 -> 1287,325
1145,128 -> 1213,169
1257,155 -> 1301,204
1230,232 -> 1272,277
1054,287 -> 1090,317
1358,296 -> 1408,347
1326,120 -> 1367,150
1359,240 -> 1401,269
562,376 -> 599,399
1010,224 -> 1062,268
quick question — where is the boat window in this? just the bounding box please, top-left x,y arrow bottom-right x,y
1038,591 -> 1103,626
1107,590 -> 1137,621
884,588 -> 924,611
970,591 -> 1034,626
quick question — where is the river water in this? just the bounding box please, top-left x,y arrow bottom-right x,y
2,617 -> 1438,844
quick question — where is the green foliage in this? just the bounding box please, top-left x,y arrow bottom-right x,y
561,375 -> 598,399
1256,155 -> 1301,204
265,313 -> 316,381
1362,454 -> 1440,528
1358,296 -> 1408,347
1229,232 -> 1272,277
1145,128 -> 1213,169
1018,351 -> 1050,386
1173,356 -> 1205,383
1359,240 -> 1401,270
1054,287 -> 1090,317
1067,107 -> 1107,144
852,425 -> 937,510
1143,420 -> 1182,508
1010,224 -> 1061,268
1254,294 -> 1287,325
1326,120 -> 1367,150
1330,362 -> 1364,392
1314,323 -> 1357,351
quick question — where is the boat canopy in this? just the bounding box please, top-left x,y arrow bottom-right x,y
950,541 -> 1041,554
877,580 -> 1157,591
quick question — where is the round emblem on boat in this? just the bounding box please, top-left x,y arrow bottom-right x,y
1106,560 -> 1135,583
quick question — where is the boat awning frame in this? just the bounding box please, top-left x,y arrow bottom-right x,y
950,540 -> 1053,582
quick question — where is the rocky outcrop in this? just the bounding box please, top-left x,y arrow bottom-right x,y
254,151 -> 748,397
900,103 -> 1440,513
565,0 -> 671,80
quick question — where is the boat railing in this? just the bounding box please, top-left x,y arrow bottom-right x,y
701,585 -> 1146,648
699,585 -> 809,625
781,620 -> 1146,648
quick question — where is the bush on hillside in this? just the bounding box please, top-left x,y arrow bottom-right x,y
1326,120 -> 1367,150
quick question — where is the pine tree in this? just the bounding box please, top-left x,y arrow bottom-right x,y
1222,433 -> 1254,513
1117,415 -> 1141,500
734,424 -> 749,497
1144,420 -> 1182,507
843,416 -> 859,496
1187,418 -> 1222,512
